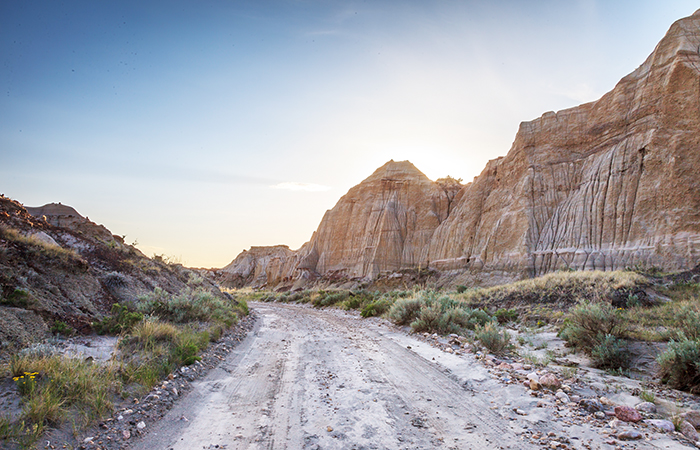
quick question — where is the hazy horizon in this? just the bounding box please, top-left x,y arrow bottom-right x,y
2,1 -> 697,267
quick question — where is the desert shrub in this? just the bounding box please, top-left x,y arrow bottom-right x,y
313,290 -> 350,308
657,337 -> 700,393
456,285 -> 468,294
0,288 -> 33,308
136,287 -> 239,326
50,321 -> 74,337
475,322 -> 511,354
466,309 -> 492,329
360,298 -> 393,318
591,334 -> 630,370
235,298 -> 249,316
343,290 -> 379,310
494,308 -> 519,324
558,302 -> 626,353
388,291 -> 493,334
410,303 -> 443,333
387,296 -> 424,325
94,303 -> 143,335
674,303 -> 700,340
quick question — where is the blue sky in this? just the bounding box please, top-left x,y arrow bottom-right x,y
1,1 -> 697,267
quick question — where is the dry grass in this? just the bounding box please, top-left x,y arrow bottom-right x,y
7,354 -> 120,440
0,225 -> 81,263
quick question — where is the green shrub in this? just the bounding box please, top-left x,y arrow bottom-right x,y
475,322 -> 511,354
674,304 -> 700,340
387,296 -> 424,325
136,287 -> 239,326
456,285 -> 468,294
591,334 -> 629,370
559,301 -> 626,353
94,303 -> 143,334
313,290 -> 349,308
467,309 -> 493,329
410,303 -> 443,333
50,321 -> 74,337
494,308 -> 519,324
657,337 -> 700,393
0,288 -> 33,308
360,298 -> 392,318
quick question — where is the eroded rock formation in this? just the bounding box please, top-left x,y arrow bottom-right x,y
224,10 -> 700,289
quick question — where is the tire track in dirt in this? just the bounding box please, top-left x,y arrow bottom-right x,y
130,303 -> 541,449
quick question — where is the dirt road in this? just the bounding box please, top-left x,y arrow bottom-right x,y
129,303 -> 684,450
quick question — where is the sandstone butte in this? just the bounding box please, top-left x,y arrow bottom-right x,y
221,10 -> 700,290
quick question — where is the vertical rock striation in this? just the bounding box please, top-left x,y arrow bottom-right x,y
223,10 -> 700,288
428,9 -> 700,282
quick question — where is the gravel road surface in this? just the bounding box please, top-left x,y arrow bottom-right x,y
129,303 -> 687,450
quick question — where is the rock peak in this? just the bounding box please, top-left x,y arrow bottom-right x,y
364,160 -> 430,183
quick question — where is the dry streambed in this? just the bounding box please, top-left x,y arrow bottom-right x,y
119,303 -> 696,450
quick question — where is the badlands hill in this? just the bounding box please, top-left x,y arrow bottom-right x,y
221,9 -> 700,290
0,196 -> 225,352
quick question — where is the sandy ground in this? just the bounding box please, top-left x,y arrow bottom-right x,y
129,303 -> 692,450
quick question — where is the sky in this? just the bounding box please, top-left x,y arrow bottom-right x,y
1,1 -> 698,268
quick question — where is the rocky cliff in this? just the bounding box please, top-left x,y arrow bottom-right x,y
428,9 -> 700,285
0,196 -> 225,352
224,10 -> 700,289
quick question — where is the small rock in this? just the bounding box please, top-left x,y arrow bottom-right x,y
136,421 -> 146,430
614,406 -> 642,423
327,426 -> 333,432
539,373 -> 561,390
527,372 -> 540,382
549,441 -> 560,449
645,419 -> 675,432
122,430 -> 131,440
608,418 -> 622,428
594,411 -> 606,420
579,398 -> 604,413
529,379 -> 540,390
635,402 -> 656,413
83,437 -> 94,444
513,408 -> 527,416
599,396 -> 614,406
522,364 -> 532,370
511,363 -> 524,370
617,430 -> 643,441
555,392 -> 570,404
496,362 -> 512,370
680,420 -> 700,442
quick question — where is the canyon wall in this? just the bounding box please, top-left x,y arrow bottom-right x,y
222,10 -> 700,289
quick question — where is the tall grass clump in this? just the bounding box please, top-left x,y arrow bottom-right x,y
8,354 -> 120,437
120,319 -> 210,390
